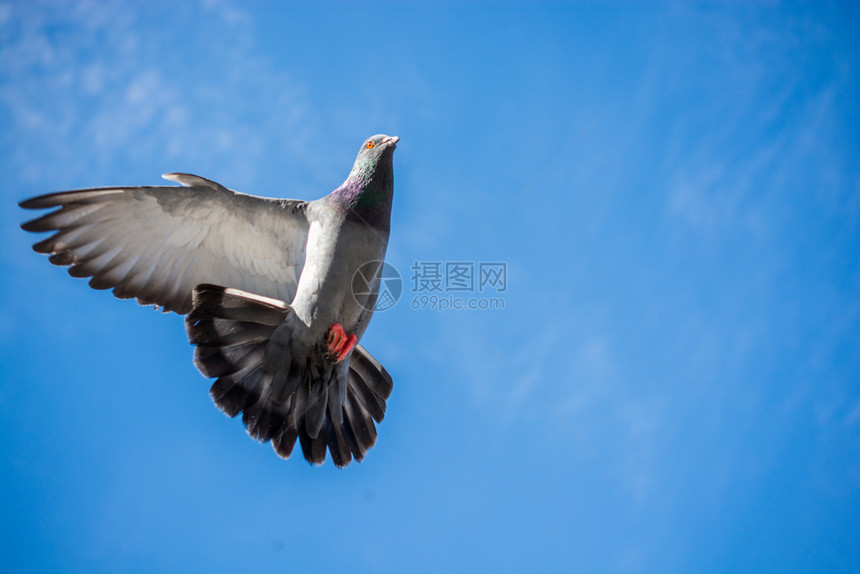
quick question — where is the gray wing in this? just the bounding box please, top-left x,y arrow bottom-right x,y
20,173 -> 310,314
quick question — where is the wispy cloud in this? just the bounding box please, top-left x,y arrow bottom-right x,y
654,7 -> 850,237
0,0 -> 312,192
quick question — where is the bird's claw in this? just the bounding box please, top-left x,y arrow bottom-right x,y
326,323 -> 357,362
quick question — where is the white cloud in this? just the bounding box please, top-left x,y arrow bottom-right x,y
656,8 -> 850,238
0,0 -> 314,192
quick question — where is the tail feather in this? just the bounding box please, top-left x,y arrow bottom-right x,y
349,369 -> 387,424
351,347 -> 394,400
343,386 -> 377,454
269,363 -> 302,406
338,411 -> 365,463
327,365 -> 348,427
212,366 -> 264,417
209,371 -> 254,411
243,398 -> 284,442
189,321 -> 274,346
186,284 -> 393,468
299,432 -> 328,465
324,418 -> 352,468
347,346 -> 393,424
305,368 -> 331,440
273,405 -> 299,459
191,286 -> 286,326
195,343 -> 267,378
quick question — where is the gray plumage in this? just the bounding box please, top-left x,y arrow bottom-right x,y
20,134 -> 399,467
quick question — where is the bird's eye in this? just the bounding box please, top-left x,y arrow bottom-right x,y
366,141 -> 375,149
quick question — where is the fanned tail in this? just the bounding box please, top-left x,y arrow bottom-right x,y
185,284 -> 393,467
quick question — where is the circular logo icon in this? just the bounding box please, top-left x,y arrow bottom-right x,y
352,260 -> 402,312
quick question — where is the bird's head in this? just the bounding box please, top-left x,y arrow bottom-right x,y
334,134 -> 398,216
349,134 -> 399,181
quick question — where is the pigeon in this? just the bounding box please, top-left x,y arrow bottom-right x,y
19,134 -> 399,468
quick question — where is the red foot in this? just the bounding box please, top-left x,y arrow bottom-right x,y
326,323 -> 357,362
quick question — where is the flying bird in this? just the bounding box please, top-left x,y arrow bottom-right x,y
19,134 -> 399,468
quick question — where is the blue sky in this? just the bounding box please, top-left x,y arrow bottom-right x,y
2,1 -> 859,572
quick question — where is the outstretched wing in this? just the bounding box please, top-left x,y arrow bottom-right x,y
20,173 -> 310,314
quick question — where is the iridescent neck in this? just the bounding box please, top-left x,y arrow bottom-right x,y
329,155 -> 394,223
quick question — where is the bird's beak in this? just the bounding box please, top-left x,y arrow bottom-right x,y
383,136 -> 399,148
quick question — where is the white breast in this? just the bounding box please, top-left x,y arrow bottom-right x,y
291,209 -> 389,341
